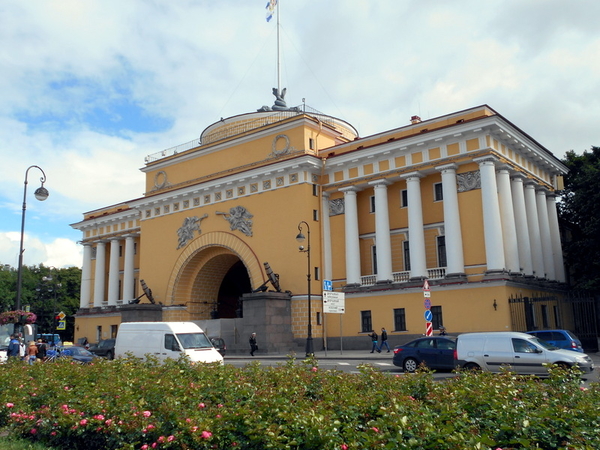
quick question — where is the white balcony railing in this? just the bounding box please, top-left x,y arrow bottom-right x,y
360,267 -> 446,287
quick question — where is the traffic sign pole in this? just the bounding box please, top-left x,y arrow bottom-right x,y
423,280 -> 432,336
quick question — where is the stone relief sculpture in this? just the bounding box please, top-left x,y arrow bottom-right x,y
257,87 -> 300,112
457,171 -> 481,192
176,214 -> 208,249
329,198 -> 345,216
216,206 -> 254,237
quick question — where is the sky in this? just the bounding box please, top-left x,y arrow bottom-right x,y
0,0 -> 598,270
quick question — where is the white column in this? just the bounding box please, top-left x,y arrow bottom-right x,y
341,187 -> 361,285
369,179 -> 393,282
79,243 -> 93,308
93,241 -> 106,307
496,165 -> 520,273
474,156 -> 505,272
107,238 -> 120,306
546,194 -> 566,282
401,172 -> 427,279
536,188 -> 555,280
524,182 -> 545,278
321,193 -> 333,282
123,236 -> 136,303
436,164 -> 465,276
511,174 -> 534,276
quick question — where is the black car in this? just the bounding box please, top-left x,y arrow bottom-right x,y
89,338 -> 116,360
46,346 -> 96,364
392,336 -> 457,372
210,337 -> 227,356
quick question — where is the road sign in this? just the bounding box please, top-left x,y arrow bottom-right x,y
424,298 -> 431,309
57,320 -> 66,331
424,310 -> 433,322
323,280 -> 333,291
423,279 -> 430,291
425,322 -> 433,336
323,291 -> 345,313
57,311 -> 66,320
423,291 -> 431,298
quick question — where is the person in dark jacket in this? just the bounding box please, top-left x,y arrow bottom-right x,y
369,330 -> 379,353
7,335 -> 20,358
378,327 -> 391,353
249,332 -> 258,356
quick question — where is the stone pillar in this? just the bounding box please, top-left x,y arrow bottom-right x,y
93,241 -> 106,307
546,194 -> 566,282
369,179 -> 393,283
496,165 -> 520,273
524,181 -> 545,278
511,173 -> 534,276
436,164 -> 465,277
341,187 -> 361,285
79,243 -> 93,308
123,236 -> 136,303
536,188 -> 555,280
107,238 -> 120,306
474,156 -> 505,273
401,172 -> 427,279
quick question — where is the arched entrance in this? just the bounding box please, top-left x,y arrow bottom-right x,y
165,232 -> 264,321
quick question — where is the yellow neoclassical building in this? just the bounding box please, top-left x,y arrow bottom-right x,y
71,98 -> 572,353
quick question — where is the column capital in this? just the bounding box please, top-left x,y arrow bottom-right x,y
510,171 -> 529,181
368,179 -> 391,187
495,163 -> 512,173
400,171 -> 424,180
340,186 -> 360,194
435,163 -> 458,172
473,155 -> 500,166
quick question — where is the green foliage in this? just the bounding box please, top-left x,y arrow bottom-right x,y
0,357 -> 599,450
0,264 -> 81,340
559,146 -> 600,289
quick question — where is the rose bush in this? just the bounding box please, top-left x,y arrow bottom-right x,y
0,356 -> 598,449
0,310 -> 37,325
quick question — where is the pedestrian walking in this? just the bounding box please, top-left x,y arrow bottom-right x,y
7,334 -> 20,358
36,339 -> 47,361
26,341 -> 38,365
378,327 -> 391,352
249,332 -> 258,356
369,330 -> 378,353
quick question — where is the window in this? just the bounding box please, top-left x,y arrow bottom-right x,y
309,138 -> 315,150
119,245 -> 123,257
371,246 -> 378,275
313,209 -> 319,221
110,325 -> 118,339
394,308 -> 406,331
541,305 -> 549,328
134,243 -> 138,255
164,334 -> 180,351
512,338 -> 537,353
370,195 -> 376,213
434,183 -> 443,201
431,305 -> 443,330
361,311 -> 372,333
403,241 -> 411,271
312,184 -> 318,196
316,311 -> 322,325
314,266 -> 320,281
553,305 -> 561,328
96,326 -> 102,343
91,247 -> 97,260
437,236 -> 447,267
401,190 -> 408,208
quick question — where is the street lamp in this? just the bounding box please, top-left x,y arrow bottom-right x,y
296,221 -> 314,357
16,165 -> 49,312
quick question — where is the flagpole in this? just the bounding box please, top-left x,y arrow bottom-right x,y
276,0 -> 281,94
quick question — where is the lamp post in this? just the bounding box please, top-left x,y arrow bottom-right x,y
16,165 -> 49,312
296,221 -> 314,357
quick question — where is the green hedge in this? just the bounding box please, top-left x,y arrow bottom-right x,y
0,356 -> 598,449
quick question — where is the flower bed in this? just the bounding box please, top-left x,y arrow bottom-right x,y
0,356 -> 598,449
0,310 -> 37,325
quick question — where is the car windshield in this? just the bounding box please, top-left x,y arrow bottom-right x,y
176,333 -> 213,349
530,337 -> 559,351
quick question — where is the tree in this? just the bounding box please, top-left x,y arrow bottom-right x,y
0,263 -> 81,340
558,146 -> 600,290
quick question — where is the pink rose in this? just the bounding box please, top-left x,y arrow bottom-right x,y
143,410 -> 152,418
341,445 -> 349,450
80,419 -> 88,426
198,402 -> 206,409
5,403 -> 14,408
311,367 -> 318,372
141,445 -> 149,450
201,430 -> 212,439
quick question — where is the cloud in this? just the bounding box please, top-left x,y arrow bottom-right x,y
0,232 -> 80,269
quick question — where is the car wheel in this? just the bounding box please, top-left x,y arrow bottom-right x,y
106,351 -> 113,360
403,357 -> 419,373
463,362 -> 481,371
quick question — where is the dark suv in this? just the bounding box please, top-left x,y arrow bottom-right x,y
89,338 -> 116,359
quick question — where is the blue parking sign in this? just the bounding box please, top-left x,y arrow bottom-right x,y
323,280 -> 333,291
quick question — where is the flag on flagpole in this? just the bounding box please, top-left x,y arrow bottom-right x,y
265,0 -> 277,22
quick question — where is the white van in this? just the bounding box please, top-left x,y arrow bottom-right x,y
114,322 -> 223,364
455,331 -> 594,376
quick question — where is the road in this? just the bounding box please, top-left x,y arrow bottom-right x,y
224,351 -> 600,386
